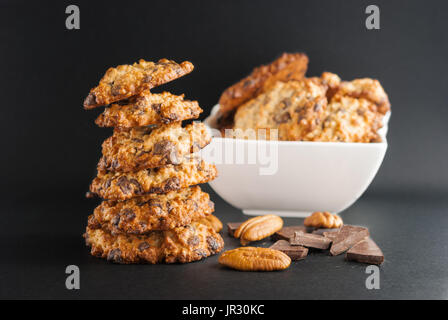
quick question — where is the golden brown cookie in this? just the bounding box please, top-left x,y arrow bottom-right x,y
84,220 -> 224,264
218,53 -> 308,115
232,79 -> 327,141
309,72 -> 341,100
84,58 -> 194,109
309,95 -> 384,142
95,91 -> 202,128
90,186 -> 214,234
89,157 -> 217,200
335,78 -> 390,115
98,122 -> 211,173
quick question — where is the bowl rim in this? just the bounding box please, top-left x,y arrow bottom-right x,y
208,136 -> 388,146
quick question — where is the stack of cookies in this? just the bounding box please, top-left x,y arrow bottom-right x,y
82,58 -> 224,264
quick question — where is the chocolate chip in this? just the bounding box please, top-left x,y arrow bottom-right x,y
164,177 -> 180,191
111,215 -> 121,227
281,98 -> 292,108
148,187 -> 163,194
129,178 -> 143,194
143,75 -> 152,83
167,113 -> 179,121
152,103 -> 161,113
153,141 -> 179,164
188,235 -> 200,247
111,85 -> 121,96
107,249 -> 123,263
139,222 -> 147,229
121,208 -> 136,221
274,112 -> 291,124
116,176 -> 132,194
195,249 -> 208,257
111,159 -> 119,170
207,236 -> 220,251
104,179 -> 112,190
138,242 -> 151,252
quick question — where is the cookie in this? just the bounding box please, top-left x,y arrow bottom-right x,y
218,53 -> 308,115
334,78 -> 390,115
95,91 -> 202,128
310,95 -> 384,142
89,157 -> 218,200
309,72 -> 341,100
98,122 -> 211,173
90,186 -> 214,234
232,79 -> 327,141
84,58 -> 194,109
84,220 -> 224,264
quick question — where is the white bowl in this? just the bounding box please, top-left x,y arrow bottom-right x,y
201,105 -> 389,217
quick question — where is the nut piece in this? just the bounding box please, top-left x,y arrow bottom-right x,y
234,215 -> 284,245
218,247 -> 291,271
304,211 -> 343,229
200,214 -> 223,232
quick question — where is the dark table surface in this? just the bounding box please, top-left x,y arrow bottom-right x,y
1,186 -> 447,300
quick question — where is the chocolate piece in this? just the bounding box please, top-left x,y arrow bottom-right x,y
227,222 -> 242,237
345,238 -> 384,265
329,225 -> 369,256
312,228 -> 340,236
323,231 -> 340,240
291,231 -> 332,250
272,226 -> 307,241
270,240 -> 308,261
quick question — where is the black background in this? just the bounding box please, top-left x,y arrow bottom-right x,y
1,0 -> 447,300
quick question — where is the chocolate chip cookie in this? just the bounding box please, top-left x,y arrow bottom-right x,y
84,220 -> 224,264
310,95 -> 384,142
98,122 -> 211,173
84,58 -> 194,109
219,53 -> 309,115
90,186 -> 214,234
232,79 -> 327,140
306,74 -> 390,142
89,157 -> 218,200
95,91 -> 202,128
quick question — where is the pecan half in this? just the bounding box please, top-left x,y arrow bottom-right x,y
200,214 -> 223,233
218,247 -> 291,271
304,211 -> 343,229
234,215 -> 283,245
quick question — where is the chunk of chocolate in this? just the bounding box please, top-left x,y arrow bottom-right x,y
345,238 -> 384,265
227,222 -> 242,237
312,228 -> 341,236
322,231 -> 340,240
329,225 -> 369,256
270,240 -> 308,261
272,226 -> 307,241
291,231 -> 332,250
